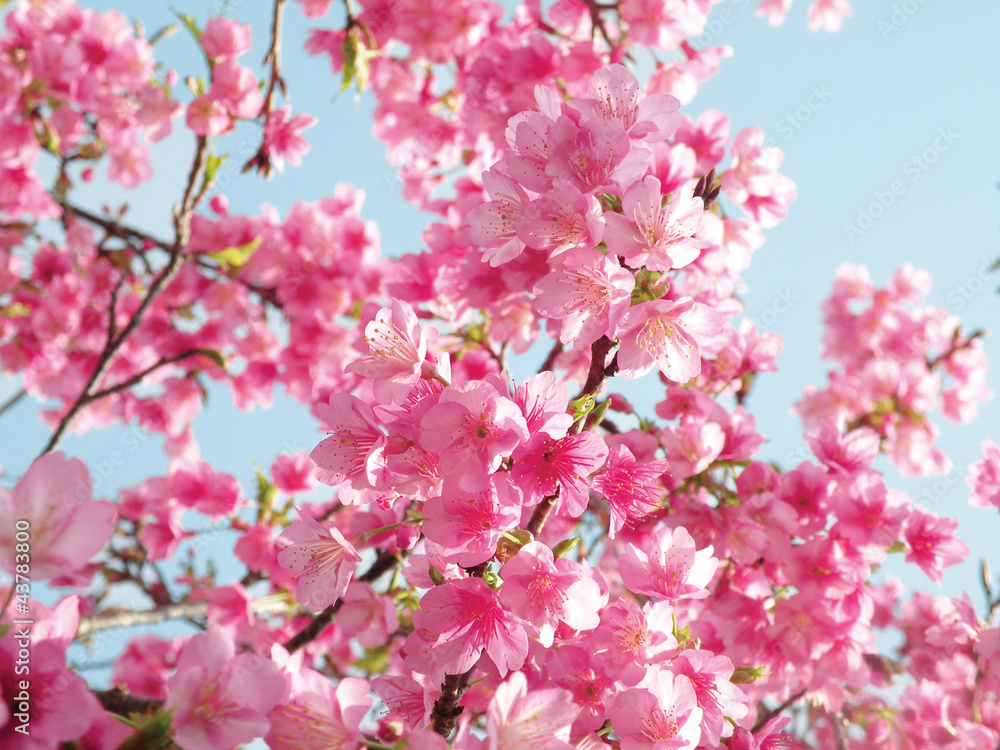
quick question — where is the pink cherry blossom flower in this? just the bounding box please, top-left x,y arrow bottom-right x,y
808,0 -> 854,32
346,298 -> 445,403
513,371 -> 574,438
418,382 -> 529,492
904,506 -> 969,584
592,444 -> 669,538
486,670 -> 580,750
533,248 -> 635,348
170,459 -> 245,518
620,525 -> 718,600
406,577 -> 528,679
806,420 -> 879,476
311,393 -> 393,491
338,581 -> 400,647
263,106 -> 318,173
603,176 -> 706,271
590,599 -> 677,686
277,506 -> 362,611
0,452 -> 116,581
570,63 -> 681,143
165,626 -> 285,750
266,674 -> 372,750
515,183 -> 605,255
466,168 -> 531,266
0,597 -> 103,748
615,297 -> 726,383
503,111 -> 557,193
967,439 -> 1000,509
200,16 -> 253,60
606,669 -> 704,750
211,57 -> 265,119
511,431 -> 609,514
186,93 -> 231,136
111,635 -> 182,699
421,475 -> 523,566
671,649 -> 748,744
499,541 -> 604,646
659,421 -> 726,479
545,116 -> 649,196
271,452 -> 319,495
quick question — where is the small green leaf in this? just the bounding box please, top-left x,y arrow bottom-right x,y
428,565 -> 444,586
569,394 -> 595,421
255,467 -> 276,511
552,537 -> 579,558
173,11 -> 202,41
207,236 -> 261,269
730,666 -> 767,685
340,30 -> 358,96
203,151 -> 229,185
148,23 -> 179,46
193,348 -> 227,371
887,540 -> 907,554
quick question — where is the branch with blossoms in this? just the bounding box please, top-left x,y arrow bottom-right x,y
5,1 -> 1000,750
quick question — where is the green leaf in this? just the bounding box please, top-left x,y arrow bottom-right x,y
173,11 -> 201,41
193,348 -> 227,371
207,236 -> 261,269
203,151 -> 229,186
730,665 -> 767,684
340,30 -> 358,96
119,708 -> 175,750
552,537 -> 579,558
255,468 -> 276,511
428,565 -> 444,586
148,23 -> 180,46
569,394 -> 595,421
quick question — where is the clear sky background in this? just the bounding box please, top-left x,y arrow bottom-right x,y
3,0 -> 1000,684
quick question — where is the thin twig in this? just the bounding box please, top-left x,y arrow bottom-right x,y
0,388 -> 26,418
61,202 -> 172,251
752,688 -> 807,733
95,687 -> 163,716
87,349 -> 219,403
40,137 -> 209,456
77,597 -> 298,637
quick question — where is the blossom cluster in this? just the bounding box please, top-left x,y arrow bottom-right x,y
3,1 -> 1000,750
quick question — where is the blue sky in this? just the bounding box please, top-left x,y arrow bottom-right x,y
3,0 -> 1000,682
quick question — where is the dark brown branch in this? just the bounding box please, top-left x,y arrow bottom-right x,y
431,667 -> 476,739
752,688 -> 807,733
41,137 -> 209,456
62,202 -> 172,251
87,349 -> 219,403
538,340 -> 564,374
95,687 -> 163,716
0,387 -> 26,418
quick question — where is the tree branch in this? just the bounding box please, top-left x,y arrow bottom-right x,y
40,136 -> 209,456
61,202 -> 172,251
752,688 -> 807,733
95,687 -> 163,716
0,387 -> 26,419
431,667 -> 476,739
77,596 -> 297,638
